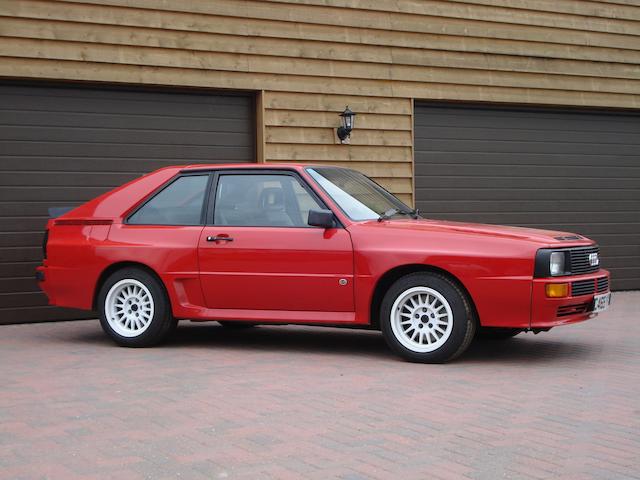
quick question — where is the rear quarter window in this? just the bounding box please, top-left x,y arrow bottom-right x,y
128,175 -> 209,225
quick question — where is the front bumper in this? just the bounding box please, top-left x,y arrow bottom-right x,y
531,269 -> 610,328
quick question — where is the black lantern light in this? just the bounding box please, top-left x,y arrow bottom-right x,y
337,106 -> 356,144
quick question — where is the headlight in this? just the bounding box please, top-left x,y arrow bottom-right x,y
534,249 -> 569,278
550,252 -> 565,276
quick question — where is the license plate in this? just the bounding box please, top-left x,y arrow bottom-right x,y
593,292 -> 611,313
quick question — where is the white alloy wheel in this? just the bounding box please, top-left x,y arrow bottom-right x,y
390,286 -> 454,353
104,278 -> 155,338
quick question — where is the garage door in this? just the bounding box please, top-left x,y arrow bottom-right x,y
414,103 -> 640,290
0,83 -> 255,324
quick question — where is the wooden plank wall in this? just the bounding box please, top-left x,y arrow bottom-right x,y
1,0 -> 640,204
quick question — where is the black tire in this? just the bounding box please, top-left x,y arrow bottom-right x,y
380,272 -> 476,363
476,327 -> 522,340
97,267 -> 177,347
218,321 -> 257,329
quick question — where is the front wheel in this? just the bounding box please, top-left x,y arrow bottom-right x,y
98,268 -> 176,347
380,272 -> 476,363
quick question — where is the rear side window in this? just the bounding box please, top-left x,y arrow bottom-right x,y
128,175 -> 209,225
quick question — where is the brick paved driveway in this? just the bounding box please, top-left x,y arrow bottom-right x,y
1,292 -> 638,480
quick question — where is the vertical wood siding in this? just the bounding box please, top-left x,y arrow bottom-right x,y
1,0 -> 640,202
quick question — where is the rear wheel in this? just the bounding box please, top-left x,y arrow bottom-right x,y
98,268 -> 176,347
380,272 -> 476,363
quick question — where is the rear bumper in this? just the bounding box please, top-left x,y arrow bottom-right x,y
35,265 -> 55,304
35,267 -> 45,282
530,269 -> 610,328
35,263 -> 94,310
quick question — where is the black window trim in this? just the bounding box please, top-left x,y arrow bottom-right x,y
195,168 -> 343,229
124,172 -> 213,226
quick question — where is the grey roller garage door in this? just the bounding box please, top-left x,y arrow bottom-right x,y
0,83 -> 255,324
414,103 -> 640,290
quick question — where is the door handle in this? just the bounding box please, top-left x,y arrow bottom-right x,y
207,235 -> 234,242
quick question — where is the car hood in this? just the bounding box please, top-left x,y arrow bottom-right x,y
360,218 -> 593,246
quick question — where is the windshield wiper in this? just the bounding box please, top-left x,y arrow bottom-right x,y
377,208 -> 420,222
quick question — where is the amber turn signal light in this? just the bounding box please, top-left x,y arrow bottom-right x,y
546,283 -> 569,298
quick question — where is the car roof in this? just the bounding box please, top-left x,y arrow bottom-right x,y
180,163 -> 319,171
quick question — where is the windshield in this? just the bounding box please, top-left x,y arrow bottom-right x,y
307,167 -> 414,221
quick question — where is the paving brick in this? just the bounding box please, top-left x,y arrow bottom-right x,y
0,291 -> 638,479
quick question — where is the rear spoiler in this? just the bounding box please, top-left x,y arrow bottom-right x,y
54,218 -> 113,226
47,207 -> 112,225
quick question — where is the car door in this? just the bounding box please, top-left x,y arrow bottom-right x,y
198,170 -> 354,312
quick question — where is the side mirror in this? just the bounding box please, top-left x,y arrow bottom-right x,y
308,209 -> 336,229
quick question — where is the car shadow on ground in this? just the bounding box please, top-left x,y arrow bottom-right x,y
66,321 -> 601,364
168,323 -> 396,360
460,335 -> 600,364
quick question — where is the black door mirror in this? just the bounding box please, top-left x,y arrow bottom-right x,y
308,209 -> 336,229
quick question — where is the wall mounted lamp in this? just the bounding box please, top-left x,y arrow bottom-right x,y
336,106 -> 357,144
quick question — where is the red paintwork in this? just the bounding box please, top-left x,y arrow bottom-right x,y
530,271 -> 610,328
198,226 -> 354,312
37,163 -> 610,330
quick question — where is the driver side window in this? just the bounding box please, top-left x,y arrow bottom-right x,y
213,174 -> 322,227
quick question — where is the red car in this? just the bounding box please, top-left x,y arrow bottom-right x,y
37,164 -> 611,363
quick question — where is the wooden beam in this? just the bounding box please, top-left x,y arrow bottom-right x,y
2,38 -> 638,95
256,90 -> 265,163
266,127 -> 413,147
2,57 -> 639,109
4,18 -> 639,80
5,1 -> 640,59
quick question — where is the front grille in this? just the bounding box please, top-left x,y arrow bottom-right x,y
571,279 -> 595,296
597,276 -> 609,292
557,302 -> 590,317
568,246 -> 600,275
